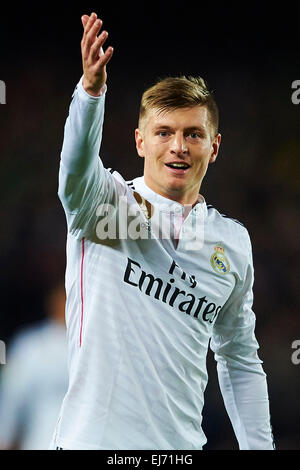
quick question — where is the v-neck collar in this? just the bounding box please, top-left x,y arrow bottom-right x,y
132,176 -> 208,219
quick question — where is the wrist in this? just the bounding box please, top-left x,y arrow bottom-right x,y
82,77 -> 105,97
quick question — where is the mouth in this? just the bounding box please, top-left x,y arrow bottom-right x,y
164,162 -> 191,175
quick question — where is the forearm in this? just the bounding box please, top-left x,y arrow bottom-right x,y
217,360 -> 275,450
60,76 -> 107,176
58,76 -> 110,228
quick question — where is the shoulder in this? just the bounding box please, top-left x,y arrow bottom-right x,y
206,203 -> 245,228
106,169 -> 137,193
206,204 -> 254,283
206,203 -> 252,252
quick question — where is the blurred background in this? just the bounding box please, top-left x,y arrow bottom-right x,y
0,1 -> 299,449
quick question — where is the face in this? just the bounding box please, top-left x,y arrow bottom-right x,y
135,106 -> 221,206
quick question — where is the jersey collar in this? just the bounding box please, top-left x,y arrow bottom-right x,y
132,176 -> 208,218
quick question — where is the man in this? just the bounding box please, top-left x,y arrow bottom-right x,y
51,12 -> 274,450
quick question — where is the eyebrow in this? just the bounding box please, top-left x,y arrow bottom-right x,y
153,124 -> 207,133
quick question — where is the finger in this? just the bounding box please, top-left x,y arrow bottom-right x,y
83,12 -> 98,37
81,15 -> 89,28
90,30 -> 108,60
81,18 -> 102,60
85,18 -> 103,49
98,46 -> 114,68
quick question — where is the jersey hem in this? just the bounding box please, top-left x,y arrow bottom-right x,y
54,436 -> 204,451
54,437 -> 110,450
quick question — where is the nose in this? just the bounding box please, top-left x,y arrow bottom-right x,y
170,133 -> 188,156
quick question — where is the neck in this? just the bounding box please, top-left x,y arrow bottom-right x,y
144,175 -> 200,207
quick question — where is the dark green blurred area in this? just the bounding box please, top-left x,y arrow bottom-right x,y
0,1 -> 299,450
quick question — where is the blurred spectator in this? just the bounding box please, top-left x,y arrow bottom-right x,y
0,283 -> 68,450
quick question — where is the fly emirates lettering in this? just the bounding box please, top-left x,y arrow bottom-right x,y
123,258 -> 222,323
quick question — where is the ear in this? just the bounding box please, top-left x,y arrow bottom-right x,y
209,133 -> 222,164
135,128 -> 145,158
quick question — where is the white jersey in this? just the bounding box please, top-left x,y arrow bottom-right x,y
51,77 -> 274,450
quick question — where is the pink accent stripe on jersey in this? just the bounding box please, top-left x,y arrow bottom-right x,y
174,214 -> 185,249
79,237 -> 85,347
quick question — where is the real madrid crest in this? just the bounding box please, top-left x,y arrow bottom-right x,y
210,244 -> 230,275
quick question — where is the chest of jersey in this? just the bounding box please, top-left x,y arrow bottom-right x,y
87,214 -> 240,332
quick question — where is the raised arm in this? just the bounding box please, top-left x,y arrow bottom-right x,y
60,12 -> 113,174
58,13 -> 118,236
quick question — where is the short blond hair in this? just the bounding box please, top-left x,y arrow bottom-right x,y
138,75 -> 219,138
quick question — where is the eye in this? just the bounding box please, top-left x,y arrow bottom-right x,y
156,131 -> 170,139
159,131 -> 169,137
187,132 -> 205,140
186,132 -> 201,140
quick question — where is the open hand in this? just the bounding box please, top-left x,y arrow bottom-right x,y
81,13 -> 114,96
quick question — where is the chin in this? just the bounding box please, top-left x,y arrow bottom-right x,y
166,175 -> 187,188
165,181 -> 186,195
